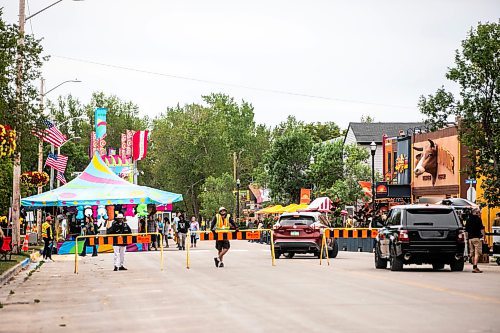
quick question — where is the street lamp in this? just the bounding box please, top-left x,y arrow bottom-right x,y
236,178 -> 241,223
370,141 -> 377,211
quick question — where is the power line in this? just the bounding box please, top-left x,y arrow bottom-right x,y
53,55 -> 416,110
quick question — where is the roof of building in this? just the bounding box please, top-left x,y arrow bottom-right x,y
347,122 -> 426,143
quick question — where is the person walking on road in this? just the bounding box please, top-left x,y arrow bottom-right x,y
80,217 -> 98,257
190,216 -> 200,248
210,207 -> 239,268
42,216 -> 54,261
147,216 -> 158,251
107,213 -> 132,271
164,217 -> 170,248
177,214 -> 189,250
465,208 -> 485,273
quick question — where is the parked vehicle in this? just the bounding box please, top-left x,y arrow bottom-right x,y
273,212 -> 338,259
374,205 -> 465,271
436,198 -> 479,217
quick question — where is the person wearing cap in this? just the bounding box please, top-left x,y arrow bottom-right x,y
41,216 -> 54,261
107,213 -> 132,271
210,207 -> 239,268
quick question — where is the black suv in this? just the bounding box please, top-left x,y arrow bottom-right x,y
374,205 -> 465,271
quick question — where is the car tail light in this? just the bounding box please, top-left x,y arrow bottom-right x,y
457,230 -> 465,243
398,230 -> 409,243
304,227 -> 314,234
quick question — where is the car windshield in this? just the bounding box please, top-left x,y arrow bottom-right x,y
279,216 -> 315,226
406,209 -> 459,227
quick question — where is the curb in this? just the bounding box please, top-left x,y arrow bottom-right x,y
0,258 -> 30,287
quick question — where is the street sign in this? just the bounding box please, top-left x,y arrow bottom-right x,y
465,179 -> 477,184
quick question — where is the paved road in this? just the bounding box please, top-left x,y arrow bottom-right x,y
1,241 -> 499,333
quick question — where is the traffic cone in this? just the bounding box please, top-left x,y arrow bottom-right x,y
22,234 -> 29,252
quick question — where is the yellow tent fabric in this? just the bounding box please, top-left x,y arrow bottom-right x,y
256,205 -> 282,214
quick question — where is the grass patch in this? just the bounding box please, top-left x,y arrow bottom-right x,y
0,253 -> 30,275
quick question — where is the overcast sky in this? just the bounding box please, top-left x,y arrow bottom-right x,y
2,0 -> 499,128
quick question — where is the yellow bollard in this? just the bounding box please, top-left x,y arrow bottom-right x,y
319,231 -> 324,265
74,237 -> 79,274
159,233 -> 164,271
186,231 -> 191,269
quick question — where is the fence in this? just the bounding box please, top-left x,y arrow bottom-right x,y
320,228 -> 378,266
74,232 -> 163,274
186,229 -> 275,269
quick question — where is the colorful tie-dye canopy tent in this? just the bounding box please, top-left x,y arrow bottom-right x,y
21,153 -> 183,207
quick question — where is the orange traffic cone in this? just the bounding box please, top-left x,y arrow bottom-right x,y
22,234 -> 29,252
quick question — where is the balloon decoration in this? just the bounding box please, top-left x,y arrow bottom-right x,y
0,124 -> 16,158
136,204 -> 148,218
20,171 -> 49,187
76,206 -> 84,221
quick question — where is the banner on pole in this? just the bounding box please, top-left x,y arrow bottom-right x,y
95,108 -> 107,140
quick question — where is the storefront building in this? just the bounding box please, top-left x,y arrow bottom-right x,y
411,126 -> 470,201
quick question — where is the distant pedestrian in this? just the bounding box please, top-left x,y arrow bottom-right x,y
210,207 -> 239,268
164,217 -> 170,248
42,216 -> 54,261
177,215 -> 189,250
158,217 -> 164,248
107,213 -> 132,271
80,217 -> 98,257
465,208 -> 485,273
201,219 -> 206,231
190,216 -> 200,248
147,216 -> 158,251
173,213 -> 180,247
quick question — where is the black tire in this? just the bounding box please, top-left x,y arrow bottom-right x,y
390,255 -> 404,271
496,258 -> 500,266
375,246 -> 388,269
329,239 -> 339,259
450,258 -> 464,271
285,252 -> 295,259
432,263 -> 445,270
274,250 -> 281,259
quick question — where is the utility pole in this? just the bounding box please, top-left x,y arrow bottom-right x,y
11,0 -> 26,253
36,78 -> 45,239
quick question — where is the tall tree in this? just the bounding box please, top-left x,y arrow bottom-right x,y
309,140 -> 344,194
265,124 -> 314,204
0,9 -> 45,252
199,173 -> 235,219
419,21 -> 500,206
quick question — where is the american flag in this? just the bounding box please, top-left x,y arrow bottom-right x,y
45,153 -> 68,173
32,120 -> 67,147
56,172 -> 67,185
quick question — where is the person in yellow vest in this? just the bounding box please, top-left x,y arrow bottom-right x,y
210,207 -> 239,268
42,216 -> 54,261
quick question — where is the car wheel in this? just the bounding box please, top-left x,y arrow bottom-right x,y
432,263 -> 445,270
450,257 -> 464,271
496,258 -> 500,266
390,255 -> 404,271
375,246 -> 388,269
329,239 -> 339,259
285,252 -> 295,259
273,250 -> 281,259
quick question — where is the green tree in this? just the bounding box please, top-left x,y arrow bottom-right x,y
309,140 -> 344,193
304,121 -> 342,143
0,10 -> 46,251
265,124 -> 314,204
144,93 -> 268,217
326,144 -> 371,205
419,21 -> 500,206
199,173 -> 235,219
360,115 -> 375,123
